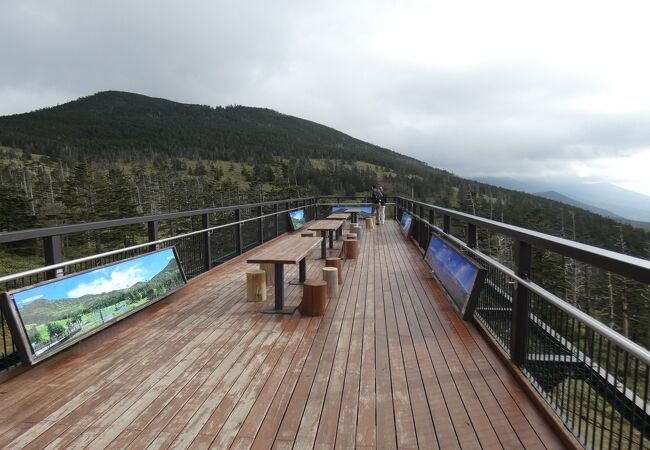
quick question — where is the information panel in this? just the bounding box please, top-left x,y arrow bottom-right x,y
289,209 -> 305,231
1,247 -> 186,365
331,205 -> 373,218
400,212 -> 413,235
423,234 -> 486,320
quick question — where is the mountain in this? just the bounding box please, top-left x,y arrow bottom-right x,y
535,191 -> 650,231
476,177 -> 650,223
534,191 -> 622,219
0,90 -> 430,174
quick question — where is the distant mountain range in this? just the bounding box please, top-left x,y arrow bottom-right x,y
475,177 -> 650,224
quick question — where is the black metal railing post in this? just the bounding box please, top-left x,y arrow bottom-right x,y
43,235 -> 63,279
202,213 -> 211,272
258,205 -> 264,245
511,240 -> 532,365
468,223 -> 477,249
418,205 -> 429,248
235,209 -> 242,255
147,221 -> 158,252
443,215 -> 451,234
274,203 -> 279,237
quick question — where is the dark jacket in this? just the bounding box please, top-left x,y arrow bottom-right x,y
379,191 -> 387,206
371,188 -> 381,204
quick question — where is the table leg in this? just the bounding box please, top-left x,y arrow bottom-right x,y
329,230 -> 334,249
274,264 -> 284,310
263,263 -> 296,315
321,231 -> 327,259
289,257 -> 308,285
299,257 -> 306,282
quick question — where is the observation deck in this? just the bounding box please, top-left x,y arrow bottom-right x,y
0,221 -> 568,449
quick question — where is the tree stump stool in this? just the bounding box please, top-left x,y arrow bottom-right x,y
259,263 -> 274,287
365,217 -> 375,229
246,269 -> 267,302
351,223 -> 362,235
322,267 -> 339,299
346,233 -> 357,240
325,257 -> 343,285
341,238 -> 360,259
301,231 -> 315,237
299,280 -> 327,316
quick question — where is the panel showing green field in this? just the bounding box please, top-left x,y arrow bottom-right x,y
11,248 -> 185,357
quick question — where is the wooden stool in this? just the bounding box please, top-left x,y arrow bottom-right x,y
299,280 -> 327,316
351,224 -> 362,235
341,238 -> 360,259
246,269 -> 267,302
322,267 -> 339,299
259,263 -> 274,287
325,257 -> 343,285
346,233 -> 357,240
301,231 -> 315,237
365,217 -> 375,229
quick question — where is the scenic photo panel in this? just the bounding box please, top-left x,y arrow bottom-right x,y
1,247 -> 186,365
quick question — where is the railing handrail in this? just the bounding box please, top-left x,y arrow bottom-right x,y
0,197 -> 317,244
397,196 -> 650,284
0,204 -> 306,285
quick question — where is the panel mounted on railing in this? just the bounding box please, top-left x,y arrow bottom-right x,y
289,209 -> 305,231
400,212 -> 413,236
423,233 -> 486,320
0,247 -> 186,366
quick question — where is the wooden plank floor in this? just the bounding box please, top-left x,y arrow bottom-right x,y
0,221 -> 569,449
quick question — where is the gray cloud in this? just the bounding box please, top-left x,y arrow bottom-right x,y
2,0 -> 650,193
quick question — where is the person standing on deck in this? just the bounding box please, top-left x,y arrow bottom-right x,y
378,186 -> 387,224
371,185 -> 381,220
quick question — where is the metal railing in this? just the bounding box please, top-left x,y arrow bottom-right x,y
396,196 -> 650,449
0,197 -> 318,370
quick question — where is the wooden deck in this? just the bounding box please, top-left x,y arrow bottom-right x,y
0,221 -> 568,449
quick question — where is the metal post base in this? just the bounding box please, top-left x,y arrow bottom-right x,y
262,306 -> 297,315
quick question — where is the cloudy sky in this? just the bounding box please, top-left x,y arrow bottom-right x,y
2,0 -> 650,195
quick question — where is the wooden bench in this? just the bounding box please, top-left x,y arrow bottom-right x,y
246,236 -> 323,314
308,219 -> 345,259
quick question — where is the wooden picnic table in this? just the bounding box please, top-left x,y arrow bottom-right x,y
326,213 -> 350,238
326,213 -> 350,220
247,236 -> 322,314
308,219 -> 346,258
344,208 -> 363,224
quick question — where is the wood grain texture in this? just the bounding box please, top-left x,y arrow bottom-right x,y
325,213 -> 350,220
0,223 -> 568,449
246,236 -> 322,264
307,220 -> 345,232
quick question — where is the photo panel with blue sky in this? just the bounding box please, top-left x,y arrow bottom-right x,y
400,212 -> 412,234
289,209 -> 305,230
11,248 -> 185,357
424,234 -> 481,313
